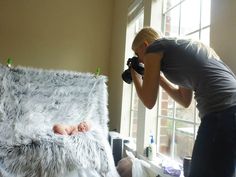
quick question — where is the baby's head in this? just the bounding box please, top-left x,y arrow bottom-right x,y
78,121 -> 92,132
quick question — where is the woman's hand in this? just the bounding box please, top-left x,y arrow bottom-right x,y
159,75 -> 193,108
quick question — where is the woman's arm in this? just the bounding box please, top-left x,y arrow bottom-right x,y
159,75 -> 193,108
131,52 -> 163,109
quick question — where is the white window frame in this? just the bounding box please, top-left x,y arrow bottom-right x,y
121,0 -> 169,155
121,0 -> 211,163
120,0 -> 144,143
156,0 -> 211,161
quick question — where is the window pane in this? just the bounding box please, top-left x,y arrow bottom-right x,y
201,27 -> 210,45
134,13 -> 144,33
130,88 -> 138,143
201,0 -> 211,27
163,0 -> 180,12
164,6 -> 180,36
124,11 -> 143,142
186,32 -> 199,40
158,118 -> 173,157
157,0 -> 211,164
180,0 -> 200,35
147,104 -> 158,142
195,109 -> 201,124
174,121 -> 195,163
176,100 -> 195,122
160,89 -> 174,117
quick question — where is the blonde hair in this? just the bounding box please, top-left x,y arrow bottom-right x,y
132,27 -> 162,50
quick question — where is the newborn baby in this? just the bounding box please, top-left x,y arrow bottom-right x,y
53,121 -> 91,135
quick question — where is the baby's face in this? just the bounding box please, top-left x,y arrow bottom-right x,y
78,121 -> 91,132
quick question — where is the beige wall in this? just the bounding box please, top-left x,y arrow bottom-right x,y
3,0 -> 235,134
0,0 -> 130,132
108,0 -> 130,131
0,0 -> 113,75
211,0 -> 236,73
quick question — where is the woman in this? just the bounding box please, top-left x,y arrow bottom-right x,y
130,27 -> 236,177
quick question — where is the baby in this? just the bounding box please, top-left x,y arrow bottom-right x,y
53,121 -> 92,135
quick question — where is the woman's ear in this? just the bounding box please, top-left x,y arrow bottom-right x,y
140,40 -> 149,55
143,40 -> 149,47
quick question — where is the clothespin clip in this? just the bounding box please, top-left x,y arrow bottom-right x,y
7,57 -> 13,68
95,67 -> 101,77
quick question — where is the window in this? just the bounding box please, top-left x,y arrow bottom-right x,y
163,0 -> 211,41
152,0 -> 211,163
122,0 -> 211,165
121,10 -> 144,144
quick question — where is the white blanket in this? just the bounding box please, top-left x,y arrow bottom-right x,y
0,64 -> 119,177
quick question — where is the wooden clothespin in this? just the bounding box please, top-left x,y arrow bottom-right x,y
95,67 -> 101,77
7,57 -> 13,68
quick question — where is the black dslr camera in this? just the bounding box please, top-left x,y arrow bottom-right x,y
121,56 -> 144,84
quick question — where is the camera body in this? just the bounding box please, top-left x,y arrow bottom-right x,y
122,56 -> 144,84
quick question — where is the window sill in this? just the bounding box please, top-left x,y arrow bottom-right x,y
124,143 -> 184,177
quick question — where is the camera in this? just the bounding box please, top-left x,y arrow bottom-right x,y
121,56 -> 144,84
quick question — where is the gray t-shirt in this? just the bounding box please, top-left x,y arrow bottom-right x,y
146,37 -> 236,118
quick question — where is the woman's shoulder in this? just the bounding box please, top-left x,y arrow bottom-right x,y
146,37 -> 189,53
154,36 -> 191,45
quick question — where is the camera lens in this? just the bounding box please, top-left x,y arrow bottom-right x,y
122,69 -> 132,84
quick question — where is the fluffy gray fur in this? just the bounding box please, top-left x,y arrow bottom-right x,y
0,64 -> 117,177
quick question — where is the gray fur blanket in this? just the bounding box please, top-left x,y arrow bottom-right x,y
0,64 -> 119,177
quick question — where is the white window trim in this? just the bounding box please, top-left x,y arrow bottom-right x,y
124,143 -> 184,177
122,0 -> 195,176
135,0 -> 164,155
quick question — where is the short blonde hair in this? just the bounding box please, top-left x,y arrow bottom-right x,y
132,27 -> 162,50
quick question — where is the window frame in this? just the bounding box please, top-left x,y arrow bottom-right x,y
121,0 -> 211,163
155,0 -> 211,161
